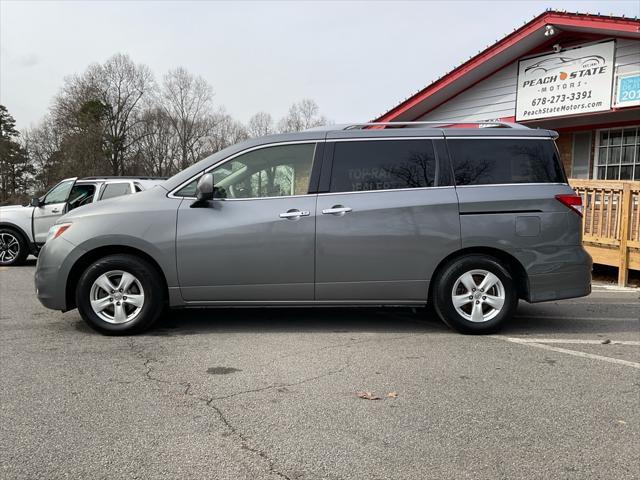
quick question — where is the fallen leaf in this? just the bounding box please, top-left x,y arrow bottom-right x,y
386,391 -> 399,398
356,391 -> 381,400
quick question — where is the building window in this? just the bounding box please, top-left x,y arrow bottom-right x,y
595,127 -> 640,180
571,132 -> 591,179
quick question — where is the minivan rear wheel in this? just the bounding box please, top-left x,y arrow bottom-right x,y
76,254 -> 164,335
432,255 -> 517,334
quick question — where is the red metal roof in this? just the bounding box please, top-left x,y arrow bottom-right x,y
374,11 -> 640,123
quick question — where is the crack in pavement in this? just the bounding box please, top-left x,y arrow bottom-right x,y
204,400 -> 292,480
126,331 -> 423,477
128,339 -> 192,393
127,339 -> 293,480
210,356 -> 351,402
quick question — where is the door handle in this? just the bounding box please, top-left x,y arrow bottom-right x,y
279,209 -> 310,219
51,208 -> 60,213
322,206 -> 352,215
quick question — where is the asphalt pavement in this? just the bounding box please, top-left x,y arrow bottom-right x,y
1,261 -> 639,479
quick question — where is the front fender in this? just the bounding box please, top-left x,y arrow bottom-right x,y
53,188 -> 180,298
74,234 -> 178,288
0,207 -> 34,243
72,234 -> 178,287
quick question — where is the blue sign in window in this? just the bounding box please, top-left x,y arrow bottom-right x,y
617,74 -> 640,105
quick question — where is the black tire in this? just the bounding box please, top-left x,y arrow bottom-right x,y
76,254 -> 165,335
432,254 -> 518,334
0,227 -> 29,266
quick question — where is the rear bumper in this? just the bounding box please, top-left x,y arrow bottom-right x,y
525,247 -> 592,303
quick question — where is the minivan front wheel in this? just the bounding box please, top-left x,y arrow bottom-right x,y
76,254 -> 164,335
433,255 -> 517,334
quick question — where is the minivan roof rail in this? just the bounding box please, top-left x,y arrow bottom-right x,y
343,121 -> 530,130
80,176 -> 168,180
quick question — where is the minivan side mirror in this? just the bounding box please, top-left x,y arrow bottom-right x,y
190,173 -> 214,208
30,197 -> 42,208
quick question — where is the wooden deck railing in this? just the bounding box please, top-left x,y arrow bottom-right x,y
570,179 -> 640,286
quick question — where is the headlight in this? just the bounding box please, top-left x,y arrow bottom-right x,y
46,223 -> 72,242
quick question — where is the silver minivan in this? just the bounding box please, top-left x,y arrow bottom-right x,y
34,122 -> 592,335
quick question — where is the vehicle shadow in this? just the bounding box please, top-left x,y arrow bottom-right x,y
502,315 -> 638,335
147,307 -> 447,336
138,302 -> 637,337
13,258 -> 37,267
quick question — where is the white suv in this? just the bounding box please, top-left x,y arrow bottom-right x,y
0,176 -> 165,266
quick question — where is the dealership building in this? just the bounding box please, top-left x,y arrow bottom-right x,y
375,11 -> 640,182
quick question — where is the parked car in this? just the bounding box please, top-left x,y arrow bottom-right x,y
0,177 -> 165,265
34,123 -> 591,335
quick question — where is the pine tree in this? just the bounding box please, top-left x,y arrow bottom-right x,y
0,105 -> 34,204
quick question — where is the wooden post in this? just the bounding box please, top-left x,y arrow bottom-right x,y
618,183 -> 632,286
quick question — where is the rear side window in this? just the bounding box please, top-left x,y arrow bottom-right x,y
100,183 -> 132,200
448,139 -> 566,186
330,140 -> 436,193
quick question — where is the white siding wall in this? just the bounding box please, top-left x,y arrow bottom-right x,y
615,38 -> 640,75
417,39 -> 640,123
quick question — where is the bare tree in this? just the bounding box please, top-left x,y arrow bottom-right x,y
277,99 -> 327,133
51,74 -> 106,177
160,67 -> 214,170
92,54 -> 154,175
52,53 -> 154,176
23,115 -> 64,192
135,107 -> 178,176
203,110 -> 248,155
2,53 -> 335,203
247,112 -> 274,138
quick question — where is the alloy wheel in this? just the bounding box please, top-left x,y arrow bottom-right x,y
89,270 -> 145,324
451,269 -> 505,323
0,233 -> 20,264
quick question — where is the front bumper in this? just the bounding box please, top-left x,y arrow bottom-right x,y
35,237 -> 85,311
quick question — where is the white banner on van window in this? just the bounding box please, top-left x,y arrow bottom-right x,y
516,41 -> 615,121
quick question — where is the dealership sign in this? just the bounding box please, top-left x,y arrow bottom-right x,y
516,41 -> 615,121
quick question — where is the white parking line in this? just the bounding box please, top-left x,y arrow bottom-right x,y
492,335 -> 640,369
592,283 -> 639,292
506,338 -> 640,346
514,315 -> 639,322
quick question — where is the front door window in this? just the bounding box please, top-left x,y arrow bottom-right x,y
212,143 -> 316,199
42,180 -> 74,205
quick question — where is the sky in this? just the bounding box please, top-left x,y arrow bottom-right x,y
1,0 -> 639,131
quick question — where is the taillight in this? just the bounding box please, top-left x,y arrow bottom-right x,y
555,193 -> 583,217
